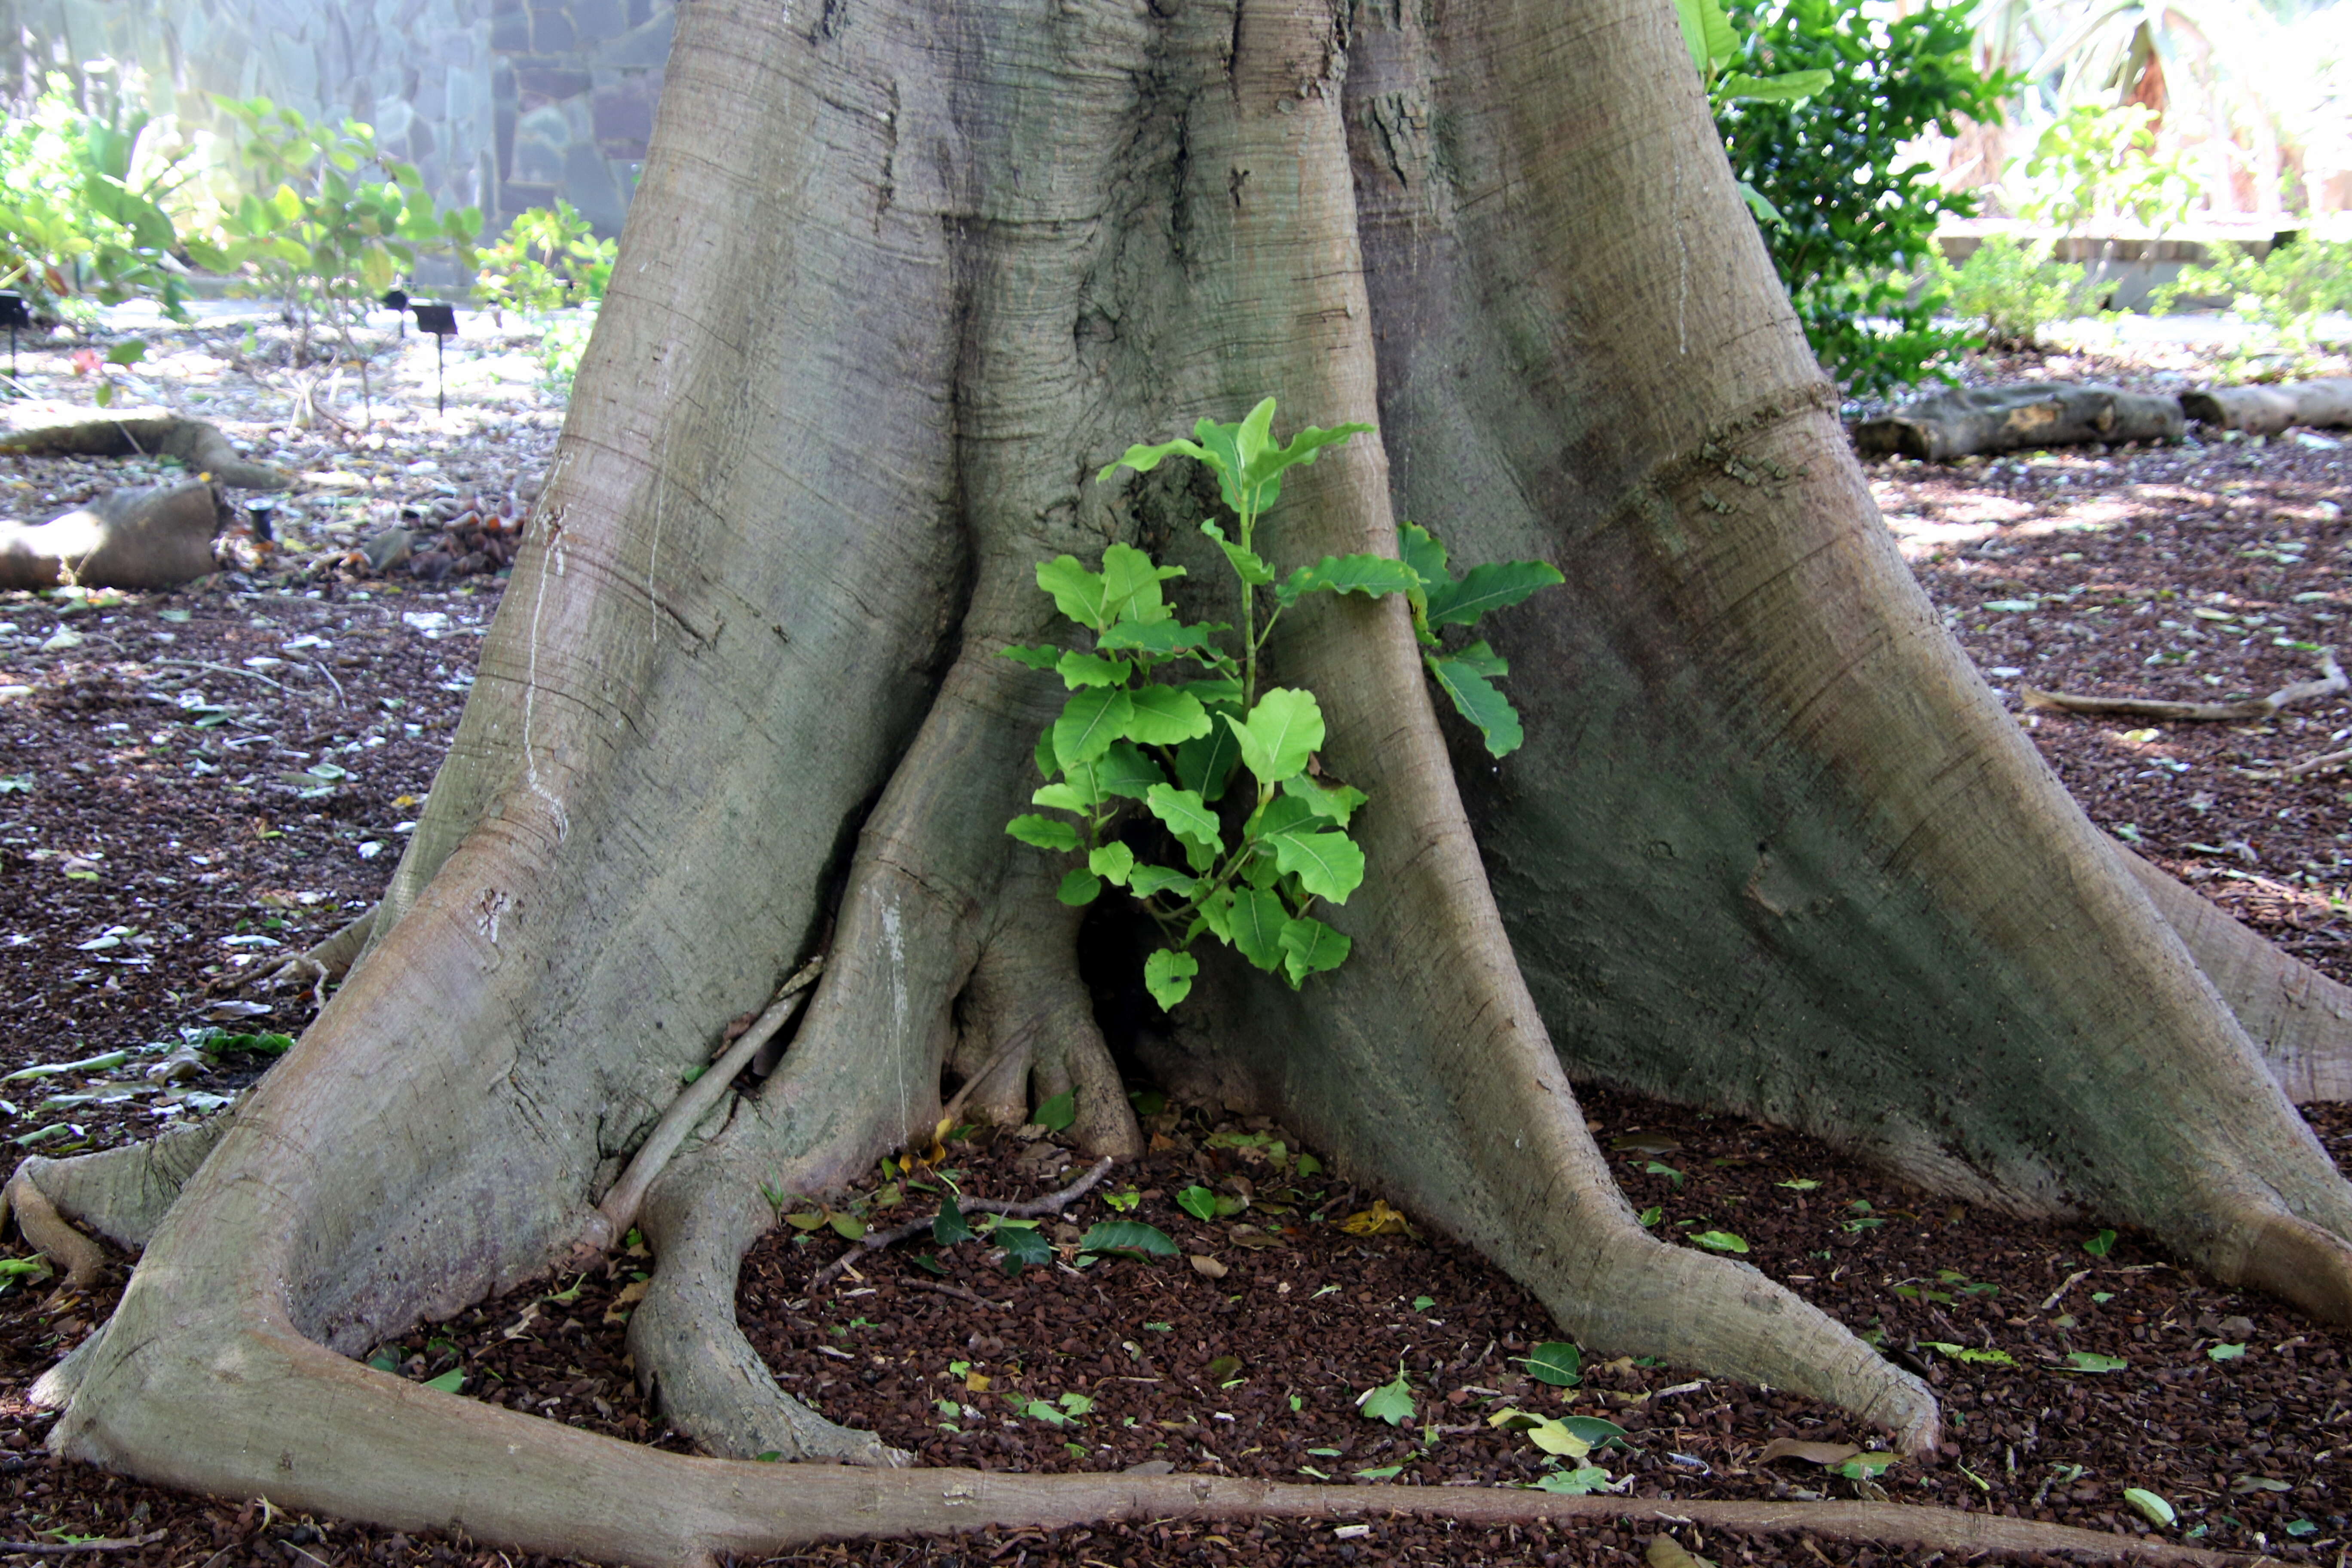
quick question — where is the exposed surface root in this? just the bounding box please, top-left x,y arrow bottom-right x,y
2024,648 -> 2345,722
235,904 -> 380,1006
3,1114 -> 234,1273
806,1155 -> 1113,1292
577,957 -> 824,1256
1,1171 -> 107,1289
0,407 -> 292,490
0,481 -> 233,591
947,872 -> 1142,1158
2121,847 -> 2352,1102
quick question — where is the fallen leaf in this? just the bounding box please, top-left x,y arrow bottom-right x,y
1644,1537 -> 1716,1568
1338,1199 -> 1411,1237
603,1277 -> 650,1325
1757,1438 -> 1862,1468
1188,1253 -> 1228,1279
2122,1487 -> 2176,1527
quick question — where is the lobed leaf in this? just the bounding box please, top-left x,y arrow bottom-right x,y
1174,723 -> 1243,802
1145,784 -> 1222,851
1057,869 -> 1103,906
1083,742 -> 1168,804
998,1224 -> 1054,1273
934,1197 -> 977,1245
1099,619 -> 1227,658
1281,773 -> 1368,828
1225,688 -> 1326,785
1274,553 -> 1422,607
1200,520 -> 1273,587
1144,948 -> 1199,1009
1005,815 -> 1080,853
1124,686 -> 1213,745
1053,688 -> 1134,771
1127,865 -> 1199,900
1267,828 -> 1365,905
1425,655 -> 1526,757
1056,651 -> 1130,689
1423,560 -> 1567,628
1096,435 -> 1217,487
1089,842 -> 1136,886
1396,521 -> 1451,589
1035,556 -> 1113,631
1228,888 -> 1289,972
1000,644 -> 1066,672
1278,916 -> 1350,987
1101,542 -> 1183,625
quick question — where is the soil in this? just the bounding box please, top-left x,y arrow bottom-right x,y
0,320 -> 2346,1567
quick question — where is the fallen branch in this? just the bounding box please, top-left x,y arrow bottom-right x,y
0,481 -> 230,592
898,1278 -> 1011,1310
1852,383 -> 2185,462
807,1154 -> 1116,1292
0,404 -> 289,490
2022,649 -> 2345,722
2181,378 -> 2352,437
573,955 -> 826,1253
0,1530 -> 169,1556
2277,747 -> 2352,778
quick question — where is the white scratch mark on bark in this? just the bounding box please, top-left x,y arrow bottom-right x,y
521,519 -> 573,844
883,892 -> 909,1142
1674,157 -> 1689,357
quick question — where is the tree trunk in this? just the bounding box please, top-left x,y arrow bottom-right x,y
17,1 -> 2352,1562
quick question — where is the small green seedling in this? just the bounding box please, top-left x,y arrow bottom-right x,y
1008,400 -> 1560,1010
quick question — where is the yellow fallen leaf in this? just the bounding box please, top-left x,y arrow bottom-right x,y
1339,1199 -> 1411,1237
602,1277 -> 650,1325
1524,1417 -> 1590,1458
964,1371 -> 991,1393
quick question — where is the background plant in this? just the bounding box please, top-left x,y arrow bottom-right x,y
0,65 -> 204,325
473,199 -> 615,320
1713,0 -> 2013,396
205,95 -> 481,360
2150,236 -> 2352,374
1005,401 -> 1560,1013
2016,103 -> 2198,235
1930,234 -> 2091,349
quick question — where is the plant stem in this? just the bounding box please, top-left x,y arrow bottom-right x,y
1239,500 -> 1260,710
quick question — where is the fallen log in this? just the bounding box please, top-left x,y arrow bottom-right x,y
0,480 -> 230,591
2180,378 -> 2352,437
0,403 -> 289,490
1851,383 -> 2185,462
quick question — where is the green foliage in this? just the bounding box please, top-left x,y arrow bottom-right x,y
2016,104 -> 2197,235
2151,237 -> 2352,371
1929,234 -> 2089,349
1010,401 -> 1560,1011
1715,0 -> 2012,395
0,69 -> 203,324
474,199 -> 614,316
206,95 -> 481,354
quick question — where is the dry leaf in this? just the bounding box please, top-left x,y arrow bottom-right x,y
1188,1253 -> 1228,1279
1644,1537 -> 1716,1568
1339,1199 -> 1412,1237
1757,1437 -> 1862,1468
964,1370 -> 991,1393
602,1277 -> 650,1325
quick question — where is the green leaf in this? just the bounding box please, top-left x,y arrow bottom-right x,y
1275,553 -> 1422,607
1516,1342 -> 1582,1387
1397,521 -> 1450,589
421,1369 -> 466,1394
1534,1467 -> 1613,1495
1057,651 -> 1130,689
998,1224 -> 1054,1273
1736,180 -> 1786,227
1423,560 -> 1565,628
2063,1351 -> 2127,1372
1006,815 -> 1081,853
1080,1220 -> 1178,1257
1099,619 -> 1226,658
1054,688 -> 1134,770
1833,1452 -> 1899,1480
1250,793 -> 1320,842
1036,556 -> 1113,631
1920,1341 -> 2015,1366
2082,1229 -> 2116,1258
1145,784 -> 1222,851
1057,869 -> 1104,906
1101,543 -> 1183,625
2122,1488 -> 2176,1528
1144,948 -> 1198,1009
934,1197 -> 977,1245
1267,829 -> 1365,905
828,1212 -> 867,1240
1690,1230 -> 1748,1253
1281,774 -> 1369,827
1124,686 -> 1212,745
1425,654 -> 1526,757
1033,777 -> 1098,813
1559,1415 -> 1632,1449
1446,639 -> 1508,679
1128,866 -> 1198,900
1089,842 -> 1136,886
103,339 -> 146,366
1098,435 -> 1219,488
1228,888 -> 1289,971
1086,742 -> 1166,803
1199,520 -> 1273,587
2207,1342 -> 2247,1362
1177,1185 -> 1219,1221
1035,1091 -> 1076,1131
1174,723 -> 1243,802
1672,0 -> 1739,73
1717,68 -> 1831,102
1020,1398 -> 1070,1427
1226,689 -> 1325,785
1358,1370 -> 1415,1427
1035,727 -> 1060,780
1279,916 -> 1351,986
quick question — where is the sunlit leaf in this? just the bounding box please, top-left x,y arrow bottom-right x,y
1005,815 -> 1080,853
1357,1369 -> 1415,1427
1226,688 -> 1325,785
1145,947 -> 1198,1009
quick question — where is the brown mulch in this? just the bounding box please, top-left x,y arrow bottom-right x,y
0,333 -> 2347,1565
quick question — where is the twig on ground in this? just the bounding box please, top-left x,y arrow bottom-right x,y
2041,1268 -> 2093,1312
574,952 -> 826,1253
2276,746 -> 2352,778
2021,649 -> 2345,722
0,1531 -> 168,1555
152,658 -> 306,699
807,1155 -> 1116,1292
897,1278 -> 1010,1310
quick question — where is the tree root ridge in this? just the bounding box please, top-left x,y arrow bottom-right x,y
806,1155 -> 1113,1292
2025,648 -> 2345,723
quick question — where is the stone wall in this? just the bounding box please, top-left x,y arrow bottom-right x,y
0,0 -> 672,241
